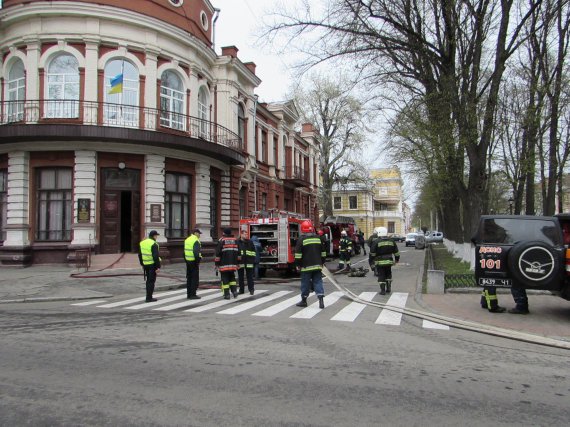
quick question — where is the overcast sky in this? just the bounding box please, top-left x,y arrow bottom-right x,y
212,0 -> 295,103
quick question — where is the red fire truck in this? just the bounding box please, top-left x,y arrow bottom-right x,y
320,215 -> 359,256
239,210 -> 314,274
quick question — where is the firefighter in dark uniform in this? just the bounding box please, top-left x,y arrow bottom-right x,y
368,230 -> 379,274
184,228 -> 202,299
370,227 -> 400,295
215,227 -> 240,299
237,229 -> 256,295
295,220 -> 327,309
338,230 -> 353,271
138,230 -> 161,302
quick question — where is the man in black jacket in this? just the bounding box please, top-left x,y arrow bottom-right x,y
138,230 -> 161,302
370,227 -> 400,295
237,229 -> 256,295
294,220 -> 327,309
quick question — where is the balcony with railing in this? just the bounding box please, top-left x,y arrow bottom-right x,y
0,99 -> 244,164
284,165 -> 311,187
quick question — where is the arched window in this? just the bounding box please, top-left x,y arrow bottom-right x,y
160,70 -> 185,131
46,53 -> 79,118
198,86 -> 209,138
237,103 -> 245,148
104,59 -> 139,127
6,58 -> 25,122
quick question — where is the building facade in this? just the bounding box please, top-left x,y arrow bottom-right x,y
0,0 -> 320,265
330,167 -> 405,237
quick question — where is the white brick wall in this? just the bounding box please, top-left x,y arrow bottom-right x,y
4,152 -> 30,246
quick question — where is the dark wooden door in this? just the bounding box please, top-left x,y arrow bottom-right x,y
100,168 -> 141,254
101,190 -> 120,253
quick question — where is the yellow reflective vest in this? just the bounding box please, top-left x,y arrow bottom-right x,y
140,238 -> 159,266
184,234 -> 202,262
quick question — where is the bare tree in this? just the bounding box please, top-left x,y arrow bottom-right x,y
265,0 -> 542,241
292,73 -> 370,217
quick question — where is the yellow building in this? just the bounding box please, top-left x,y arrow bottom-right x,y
329,167 -> 405,238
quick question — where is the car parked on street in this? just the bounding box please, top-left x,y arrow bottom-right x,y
472,214 -> 570,300
391,234 -> 405,243
425,231 -> 444,243
405,233 -> 417,247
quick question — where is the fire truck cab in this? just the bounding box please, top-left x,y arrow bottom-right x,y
239,210 -> 314,274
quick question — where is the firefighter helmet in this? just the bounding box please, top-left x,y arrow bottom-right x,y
301,220 -> 314,234
341,230 -> 347,236
374,227 -> 388,237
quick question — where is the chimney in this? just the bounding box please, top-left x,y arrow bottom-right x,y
244,62 -> 257,75
221,46 -> 239,58
302,123 -> 314,133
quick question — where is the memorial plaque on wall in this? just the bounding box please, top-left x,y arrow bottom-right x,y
150,204 -> 162,222
77,198 -> 91,223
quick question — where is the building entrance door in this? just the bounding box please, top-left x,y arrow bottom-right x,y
100,168 -> 141,254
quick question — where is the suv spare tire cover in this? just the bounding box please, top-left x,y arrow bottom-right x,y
507,240 -> 561,288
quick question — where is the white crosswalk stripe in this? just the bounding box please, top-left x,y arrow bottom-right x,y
330,292 -> 376,322
71,289 -> 449,330
217,291 -> 292,314
126,289 -> 218,310
375,292 -> 408,325
185,290 -> 268,313
71,300 -> 108,306
153,290 -> 221,311
290,291 -> 344,319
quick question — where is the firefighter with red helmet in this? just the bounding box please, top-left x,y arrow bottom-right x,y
294,220 -> 327,309
338,230 -> 353,271
215,227 -> 240,299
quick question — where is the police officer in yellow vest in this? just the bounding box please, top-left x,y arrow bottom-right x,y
138,230 -> 161,302
185,228 -> 202,299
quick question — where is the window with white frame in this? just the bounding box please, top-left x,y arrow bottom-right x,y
333,196 -> 342,210
46,54 -> 79,118
349,195 -> 358,209
0,170 -> 7,241
6,59 -> 25,123
165,173 -> 191,239
104,59 -> 139,127
36,168 -> 72,241
160,70 -> 185,131
198,86 -> 209,138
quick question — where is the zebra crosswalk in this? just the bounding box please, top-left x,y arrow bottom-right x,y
70,288 -> 450,330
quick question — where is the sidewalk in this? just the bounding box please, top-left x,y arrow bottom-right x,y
0,253 -> 569,344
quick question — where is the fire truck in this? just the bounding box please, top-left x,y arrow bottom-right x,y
239,210 -> 314,274
320,215 -> 359,256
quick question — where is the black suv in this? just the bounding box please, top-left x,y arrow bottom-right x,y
472,215 -> 570,300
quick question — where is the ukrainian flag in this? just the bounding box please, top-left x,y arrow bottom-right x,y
108,73 -> 123,94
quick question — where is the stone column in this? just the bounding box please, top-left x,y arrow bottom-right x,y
2,152 -> 31,265
194,162 -> 212,242
220,168 -> 231,227
71,151 -> 97,247
144,155 -> 166,241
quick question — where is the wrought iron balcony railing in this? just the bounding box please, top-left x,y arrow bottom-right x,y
0,99 -> 242,151
285,165 -> 309,182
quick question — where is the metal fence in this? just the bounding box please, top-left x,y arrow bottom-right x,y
0,99 -> 242,151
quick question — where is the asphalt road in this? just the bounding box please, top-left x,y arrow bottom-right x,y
1,251 -> 569,426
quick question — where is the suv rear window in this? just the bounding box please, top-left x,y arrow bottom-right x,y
480,218 -> 562,246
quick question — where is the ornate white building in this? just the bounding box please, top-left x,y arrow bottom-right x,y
0,0 -> 320,265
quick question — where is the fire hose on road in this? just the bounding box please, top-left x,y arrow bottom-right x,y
322,266 -> 570,351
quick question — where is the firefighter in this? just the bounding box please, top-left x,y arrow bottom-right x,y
338,230 -> 353,271
138,230 -> 161,302
367,230 -> 379,274
215,227 -> 240,300
237,229 -> 256,295
294,220 -> 326,309
184,228 -> 202,300
480,287 -> 506,313
370,227 -> 400,295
